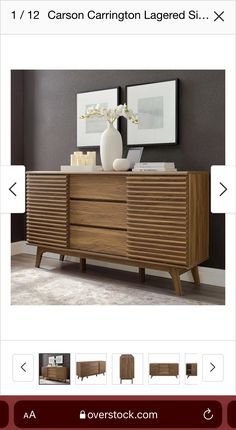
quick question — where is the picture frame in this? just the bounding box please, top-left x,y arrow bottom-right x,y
126,79 -> 178,146
77,87 -> 120,147
56,355 -> 63,365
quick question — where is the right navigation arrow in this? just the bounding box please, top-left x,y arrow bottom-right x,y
210,362 -> 216,372
219,182 -> 227,196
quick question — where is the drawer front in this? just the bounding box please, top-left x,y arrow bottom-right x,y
156,364 -> 170,376
85,363 -> 99,376
127,175 -> 188,267
70,174 -> 126,201
70,200 -> 127,229
49,367 -> 67,379
70,226 -> 127,256
27,174 -> 69,248
47,368 -> 57,377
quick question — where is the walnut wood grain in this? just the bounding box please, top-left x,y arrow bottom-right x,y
70,200 -> 127,229
70,226 -> 127,257
27,171 -> 209,296
149,363 -> 179,377
70,174 -> 126,201
127,175 -> 188,266
76,361 -> 106,381
120,355 -> 134,384
188,172 -> 209,267
27,174 -> 69,248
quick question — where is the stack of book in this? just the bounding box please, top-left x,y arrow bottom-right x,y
132,162 -> 177,172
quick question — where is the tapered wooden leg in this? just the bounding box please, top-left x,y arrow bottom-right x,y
170,268 -> 182,296
191,266 -> 200,287
35,247 -> 44,268
59,255 -> 64,262
80,258 -> 86,272
139,267 -> 145,283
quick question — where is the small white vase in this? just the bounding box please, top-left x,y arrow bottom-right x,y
100,123 -> 123,171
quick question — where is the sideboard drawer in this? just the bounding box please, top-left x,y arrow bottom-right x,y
70,225 -> 127,256
70,200 -> 127,229
70,174 -> 126,201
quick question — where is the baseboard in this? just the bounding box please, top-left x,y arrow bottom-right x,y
11,241 -> 26,256
11,241 -> 225,288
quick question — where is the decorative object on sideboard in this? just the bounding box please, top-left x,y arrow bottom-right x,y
100,122 -> 123,170
127,79 -> 178,146
70,151 -> 96,167
77,87 -> 119,147
126,147 -> 144,169
61,151 -> 101,172
81,103 -> 138,170
113,158 -> 130,171
132,162 -> 177,172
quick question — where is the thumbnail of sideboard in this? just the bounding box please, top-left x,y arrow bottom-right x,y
41,366 -> 69,382
26,171 -> 209,296
186,363 -> 198,377
149,363 -> 179,378
120,354 -> 135,384
76,361 -> 106,381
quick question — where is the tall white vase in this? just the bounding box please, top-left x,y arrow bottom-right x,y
100,123 -> 123,171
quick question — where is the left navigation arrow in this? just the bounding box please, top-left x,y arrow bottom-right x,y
21,362 -> 27,372
9,182 -> 17,196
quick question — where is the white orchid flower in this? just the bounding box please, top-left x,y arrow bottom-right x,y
81,103 -> 138,124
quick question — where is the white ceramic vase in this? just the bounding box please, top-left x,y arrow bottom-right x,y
100,123 -> 123,171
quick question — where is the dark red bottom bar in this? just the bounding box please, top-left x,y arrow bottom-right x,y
0,401 -> 9,428
14,400 -> 222,428
1,396 -> 236,429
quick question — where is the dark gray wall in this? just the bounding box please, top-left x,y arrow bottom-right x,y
11,71 -> 25,242
11,70 -> 225,269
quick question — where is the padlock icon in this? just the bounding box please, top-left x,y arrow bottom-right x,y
80,410 -> 86,419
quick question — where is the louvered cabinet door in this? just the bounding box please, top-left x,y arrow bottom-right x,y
127,175 -> 188,267
27,174 -> 69,248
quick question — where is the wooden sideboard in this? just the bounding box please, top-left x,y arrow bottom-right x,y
120,354 -> 135,384
26,171 -> 209,296
149,363 -> 179,378
41,366 -> 69,382
76,361 -> 106,381
186,363 -> 198,377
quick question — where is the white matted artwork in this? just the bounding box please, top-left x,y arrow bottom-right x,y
77,88 -> 119,147
127,80 -> 178,146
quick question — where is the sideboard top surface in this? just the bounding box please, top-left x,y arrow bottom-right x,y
27,170 -> 208,175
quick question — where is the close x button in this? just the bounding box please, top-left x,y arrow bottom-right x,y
14,400 -> 222,428
0,401 -> 9,428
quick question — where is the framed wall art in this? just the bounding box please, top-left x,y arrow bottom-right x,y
126,79 -> 178,146
77,87 -> 120,147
